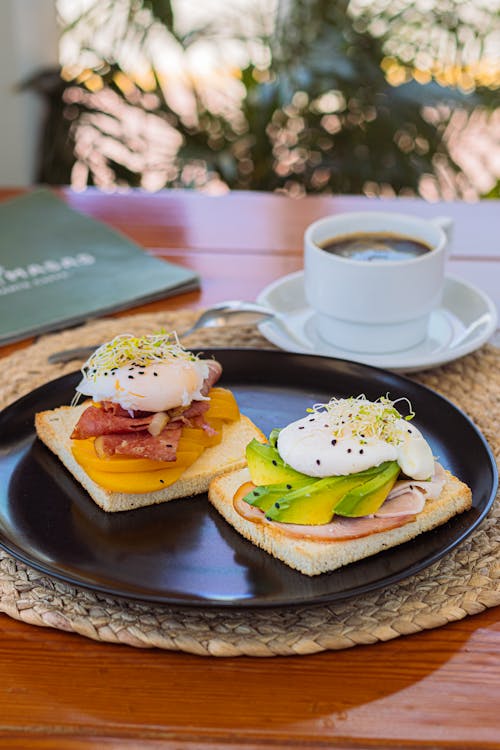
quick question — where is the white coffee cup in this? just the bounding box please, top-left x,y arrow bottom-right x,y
304,211 -> 452,354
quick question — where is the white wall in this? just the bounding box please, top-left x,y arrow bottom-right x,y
0,0 -> 59,186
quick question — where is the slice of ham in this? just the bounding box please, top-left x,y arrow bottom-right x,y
167,400 -> 210,422
233,462 -> 446,542
375,463 -> 446,517
234,492 -> 416,541
374,491 -> 426,517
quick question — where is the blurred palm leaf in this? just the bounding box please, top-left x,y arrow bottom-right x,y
143,0 -> 174,31
31,0 -> 500,196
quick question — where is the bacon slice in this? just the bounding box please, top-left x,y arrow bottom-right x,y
97,425 -> 183,462
71,405 -> 154,439
100,401 -> 153,418
71,402 -> 212,458
201,360 -> 223,395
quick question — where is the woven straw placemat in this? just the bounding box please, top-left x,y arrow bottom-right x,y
0,310 -> 498,657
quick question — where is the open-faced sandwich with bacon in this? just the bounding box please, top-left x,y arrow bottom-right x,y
208,395 -> 472,576
35,332 -> 263,512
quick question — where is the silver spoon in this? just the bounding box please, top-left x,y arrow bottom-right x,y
46,301 -> 276,364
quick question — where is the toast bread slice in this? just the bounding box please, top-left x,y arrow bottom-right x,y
35,402 -> 265,512
208,467 -> 473,576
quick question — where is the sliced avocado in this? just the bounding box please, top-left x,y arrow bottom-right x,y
243,477 -> 314,514
334,461 -> 400,517
264,463 -> 390,525
245,438 -> 310,485
268,428 -> 281,449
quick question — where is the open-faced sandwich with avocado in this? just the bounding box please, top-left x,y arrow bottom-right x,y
35,332 -> 264,512
208,395 -> 472,576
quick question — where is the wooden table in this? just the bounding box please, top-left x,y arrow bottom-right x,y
0,187 -> 499,749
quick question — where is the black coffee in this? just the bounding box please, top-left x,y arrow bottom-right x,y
321,232 -> 431,262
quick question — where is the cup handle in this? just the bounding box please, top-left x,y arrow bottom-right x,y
431,215 -> 453,253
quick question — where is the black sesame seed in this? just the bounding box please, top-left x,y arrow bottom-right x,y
286,484 -> 292,490
347,448 -> 352,453
359,449 -> 364,454
166,444 -> 173,448
138,371 -> 145,375
309,418 -> 315,422
272,460 -> 277,466
331,439 -> 337,446
408,428 -> 412,433
153,372 -> 158,377
159,479 -> 165,484
316,459 -> 321,465
128,375 -> 134,379
253,491 -> 259,496
298,426 -> 305,430
275,502 -> 281,509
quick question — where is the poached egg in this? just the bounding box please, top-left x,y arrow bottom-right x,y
75,332 -> 210,413
277,395 -> 434,481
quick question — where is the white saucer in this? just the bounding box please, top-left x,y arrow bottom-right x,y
256,272 -> 498,372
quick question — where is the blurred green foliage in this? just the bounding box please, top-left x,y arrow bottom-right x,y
485,181 -> 500,198
31,0 -> 499,196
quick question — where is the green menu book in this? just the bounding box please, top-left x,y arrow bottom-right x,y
0,190 -> 199,344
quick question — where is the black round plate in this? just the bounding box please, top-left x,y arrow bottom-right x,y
0,349 -> 496,608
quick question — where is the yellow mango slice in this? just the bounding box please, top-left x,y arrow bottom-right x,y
72,442 -> 203,474
82,464 -> 188,493
205,388 -> 240,421
71,386 -> 239,492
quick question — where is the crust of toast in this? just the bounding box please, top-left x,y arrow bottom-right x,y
35,402 -> 265,512
208,467 -> 473,576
